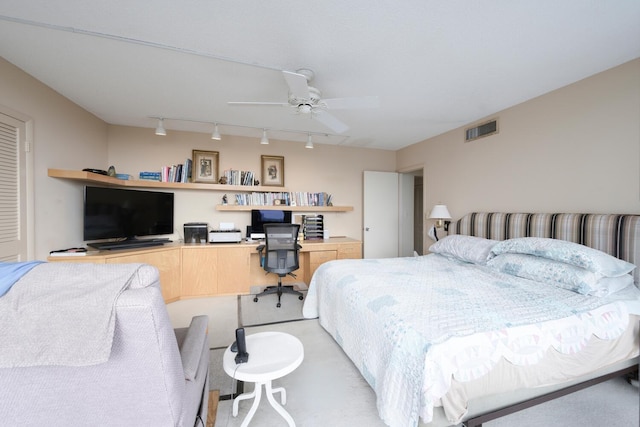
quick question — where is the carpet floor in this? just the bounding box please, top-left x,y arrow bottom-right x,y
204,295 -> 639,427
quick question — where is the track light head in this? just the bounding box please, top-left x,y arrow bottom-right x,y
211,123 -> 221,140
155,118 -> 166,136
305,133 -> 314,149
260,129 -> 269,145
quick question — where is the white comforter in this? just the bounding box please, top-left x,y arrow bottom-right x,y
302,254 -> 639,427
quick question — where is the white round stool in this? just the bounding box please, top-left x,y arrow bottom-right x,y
223,331 -> 304,427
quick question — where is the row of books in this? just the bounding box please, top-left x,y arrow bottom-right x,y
223,169 -> 256,186
233,192 -> 333,206
139,159 -> 192,183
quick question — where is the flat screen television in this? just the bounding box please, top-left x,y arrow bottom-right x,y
250,209 -> 292,239
83,186 -> 174,247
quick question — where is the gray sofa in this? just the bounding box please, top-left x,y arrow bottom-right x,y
0,262 -> 210,427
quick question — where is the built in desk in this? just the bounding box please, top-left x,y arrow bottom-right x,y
48,237 -> 362,303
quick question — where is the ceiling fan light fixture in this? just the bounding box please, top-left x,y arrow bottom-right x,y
155,118 -> 166,136
211,123 -> 221,140
305,133 -> 314,149
260,129 -> 269,145
298,104 -> 313,114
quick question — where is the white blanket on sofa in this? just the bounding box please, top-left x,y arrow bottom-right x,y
0,262 -> 159,367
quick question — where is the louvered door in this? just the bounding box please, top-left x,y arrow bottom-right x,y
0,113 -> 26,261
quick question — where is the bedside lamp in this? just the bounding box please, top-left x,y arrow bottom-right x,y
429,205 -> 451,242
429,204 -> 451,228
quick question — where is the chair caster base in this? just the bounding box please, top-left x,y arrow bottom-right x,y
298,295 -> 303,300
254,297 -> 258,303
276,302 -> 281,308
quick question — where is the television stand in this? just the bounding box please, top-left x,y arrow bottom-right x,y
88,239 -> 170,251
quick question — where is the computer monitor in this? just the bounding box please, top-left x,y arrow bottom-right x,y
250,209 -> 292,239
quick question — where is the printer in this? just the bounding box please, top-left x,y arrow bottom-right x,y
209,229 -> 243,243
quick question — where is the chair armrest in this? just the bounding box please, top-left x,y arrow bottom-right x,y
178,315 -> 209,381
256,244 -> 265,253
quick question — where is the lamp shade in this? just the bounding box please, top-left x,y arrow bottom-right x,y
429,204 -> 451,219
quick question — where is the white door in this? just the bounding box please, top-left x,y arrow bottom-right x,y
363,171 -> 399,258
398,173 -> 415,257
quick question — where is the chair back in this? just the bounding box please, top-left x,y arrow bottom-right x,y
263,223 -> 301,276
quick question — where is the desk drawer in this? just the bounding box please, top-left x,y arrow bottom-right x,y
337,243 -> 362,259
309,250 -> 338,264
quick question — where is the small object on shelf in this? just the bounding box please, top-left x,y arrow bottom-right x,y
82,168 -> 108,175
222,194 -> 228,205
49,247 -> 89,257
107,166 -> 116,177
139,171 -> 162,181
115,173 -> 130,180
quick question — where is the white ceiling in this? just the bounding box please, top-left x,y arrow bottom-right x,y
1,1 -> 639,150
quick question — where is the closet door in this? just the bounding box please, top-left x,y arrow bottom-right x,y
363,171 -> 399,258
0,112 -> 29,262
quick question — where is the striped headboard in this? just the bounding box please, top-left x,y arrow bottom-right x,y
449,213 -> 640,285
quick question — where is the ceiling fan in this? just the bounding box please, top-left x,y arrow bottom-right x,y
228,69 -> 379,134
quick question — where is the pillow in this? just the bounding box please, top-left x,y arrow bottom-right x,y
486,253 -> 634,296
429,235 -> 499,265
591,274 -> 635,297
490,237 -> 636,277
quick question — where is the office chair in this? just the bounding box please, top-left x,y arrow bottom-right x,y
254,223 -> 304,308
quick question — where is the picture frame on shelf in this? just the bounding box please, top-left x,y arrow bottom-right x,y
261,155 -> 284,187
192,150 -> 219,183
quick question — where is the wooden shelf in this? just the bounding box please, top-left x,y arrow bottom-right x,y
48,169 -> 354,212
215,204 -> 353,212
48,169 -> 288,192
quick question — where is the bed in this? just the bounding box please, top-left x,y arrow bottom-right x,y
302,212 -> 640,427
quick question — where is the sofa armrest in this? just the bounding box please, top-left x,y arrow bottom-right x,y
177,315 -> 209,381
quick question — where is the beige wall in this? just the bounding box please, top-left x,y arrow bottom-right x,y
0,58 -> 108,260
398,58 -> 640,251
106,125 -> 395,242
2,55 -> 639,260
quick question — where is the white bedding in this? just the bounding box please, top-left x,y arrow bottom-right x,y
0,262 -> 159,368
302,254 -> 640,427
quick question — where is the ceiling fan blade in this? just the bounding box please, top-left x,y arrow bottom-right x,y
228,101 -> 290,107
282,71 -> 310,100
313,110 -> 349,134
322,96 -> 380,110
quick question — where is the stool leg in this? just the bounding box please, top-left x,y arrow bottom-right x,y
232,386 -> 258,417
271,386 -> 287,405
265,380 -> 295,427
237,383 -> 263,427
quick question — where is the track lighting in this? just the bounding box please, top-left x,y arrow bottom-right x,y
155,118 -> 166,136
149,116 -> 336,147
211,123 -> 221,140
260,129 -> 269,145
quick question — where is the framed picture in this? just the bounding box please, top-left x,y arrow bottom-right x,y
192,150 -> 219,183
261,155 -> 285,187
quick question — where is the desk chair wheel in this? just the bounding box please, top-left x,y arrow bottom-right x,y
277,302 -> 281,308
298,295 -> 303,300
254,297 -> 259,303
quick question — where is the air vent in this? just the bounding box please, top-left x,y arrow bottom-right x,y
465,119 -> 498,142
